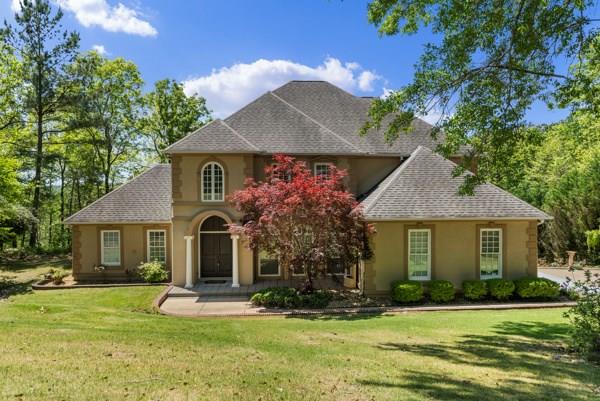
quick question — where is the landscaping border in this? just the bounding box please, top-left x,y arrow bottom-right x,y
152,285 -> 173,312
32,280 -> 170,290
158,298 -> 576,318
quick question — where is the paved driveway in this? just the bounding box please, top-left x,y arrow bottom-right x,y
538,267 -> 600,284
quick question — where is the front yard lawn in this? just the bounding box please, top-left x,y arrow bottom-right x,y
1,286 -> 599,400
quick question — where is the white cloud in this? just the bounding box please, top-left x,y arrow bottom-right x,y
183,57 -> 382,117
91,44 -> 107,55
56,0 -> 157,37
10,0 -> 156,36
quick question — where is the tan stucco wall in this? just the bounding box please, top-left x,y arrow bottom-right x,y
170,154 -> 254,286
363,220 -> 537,295
72,223 -> 171,281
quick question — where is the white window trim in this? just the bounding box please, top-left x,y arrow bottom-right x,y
100,230 -> 121,266
258,251 -> 281,277
201,162 -> 225,202
313,162 -> 332,177
480,228 -> 503,279
146,229 -> 167,264
407,228 -> 431,281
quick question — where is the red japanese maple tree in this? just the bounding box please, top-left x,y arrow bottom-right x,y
228,154 -> 373,292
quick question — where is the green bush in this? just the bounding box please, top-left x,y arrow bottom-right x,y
51,271 -> 67,285
565,274 -> 600,361
486,279 -> 515,300
428,280 -> 455,303
391,280 -> 424,303
250,287 -> 331,309
462,280 -> 488,301
137,261 -> 168,283
514,277 -> 560,299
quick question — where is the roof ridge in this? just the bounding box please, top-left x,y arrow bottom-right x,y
218,120 -> 261,151
268,91 -> 365,153
363,146 -> 425,213
64,164 -> 166,223
164,119 -> 219,153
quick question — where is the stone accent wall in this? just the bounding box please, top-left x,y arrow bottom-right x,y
526,221 -> 538,276
171,155 -> 182,200
71,225 -> 82,276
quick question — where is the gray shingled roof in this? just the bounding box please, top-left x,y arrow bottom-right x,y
165,81 -> 444,156
165,119 -> 259,153
361,146 -> 552,220
64,164 -> 171,224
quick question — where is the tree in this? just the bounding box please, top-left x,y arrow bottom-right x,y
0,43 -> 23,132
1,0 -> 79,246
229,155 -> 373,292
363,0 -> 599,192
140,79 -> 211,162
66,51 -> 143,194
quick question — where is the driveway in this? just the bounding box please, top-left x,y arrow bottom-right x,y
538,267 -> 600,284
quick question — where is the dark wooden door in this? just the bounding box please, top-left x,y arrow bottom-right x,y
201,233 -> 232,277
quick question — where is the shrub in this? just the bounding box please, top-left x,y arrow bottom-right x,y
428,280 -> 455,303
299,291 -> 332,308
51,271 -> 67,285
515,277 -> 560,299
565,274 -> 600,361
486,279 -> 515,300
137,261 -> 168,283
391,280 -> 424,304
462,280 -> 488,300
250,287 -> 331,309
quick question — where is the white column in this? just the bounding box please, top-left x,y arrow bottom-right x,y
231,234 -> 240,287
184,235 -> 194,289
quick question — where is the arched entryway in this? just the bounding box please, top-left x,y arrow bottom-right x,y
199,216 -> 232,278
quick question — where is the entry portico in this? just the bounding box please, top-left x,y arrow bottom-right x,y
180,211 -> 244,289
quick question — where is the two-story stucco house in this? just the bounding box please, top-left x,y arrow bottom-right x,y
64,80 -> 550,295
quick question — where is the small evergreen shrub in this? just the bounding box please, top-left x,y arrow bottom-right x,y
428,280 -> 455,303
462,280 -> 488,300
137,261 -> 168,283
487,279 -> 515,300
515,277 -> 560,299
391,280 -> 424,304
250,287 -> 331,309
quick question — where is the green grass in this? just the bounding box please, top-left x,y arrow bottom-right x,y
0,255 -> 71,297
0,257 -> 599,400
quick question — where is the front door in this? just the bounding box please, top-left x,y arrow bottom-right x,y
200,233 -> 232,277
199,216 -> 232,278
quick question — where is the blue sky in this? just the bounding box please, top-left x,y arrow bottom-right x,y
3,0 -> 568,122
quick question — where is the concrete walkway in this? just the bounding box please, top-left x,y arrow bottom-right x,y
159,295 -> 576,318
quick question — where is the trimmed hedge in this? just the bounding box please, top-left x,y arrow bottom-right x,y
487,279 -> 515,300
391,280 -> 424,303
515,277 -> 560,299
428,280 -> 455,303
250,287 -> 332,309
462,280 -> 488,300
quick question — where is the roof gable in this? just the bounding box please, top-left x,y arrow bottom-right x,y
361,146 -> 551,220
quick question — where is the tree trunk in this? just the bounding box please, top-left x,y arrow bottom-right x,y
29,104 -> 43,247
59,160 -> 66,247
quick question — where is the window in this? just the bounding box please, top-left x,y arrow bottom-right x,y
147,230 -> 166,264
480,228 -> 502,279
101,230 -> 121,266
314,162 -> 331,178
270,163 -> 291,182
258,250 -> 280,276
408,229 -> 431,280
202,162 -> 224,201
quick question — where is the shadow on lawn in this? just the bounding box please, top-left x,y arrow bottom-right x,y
366,321 -> 598,401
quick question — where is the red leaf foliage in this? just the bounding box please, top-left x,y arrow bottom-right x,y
228,154 -> 374,283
